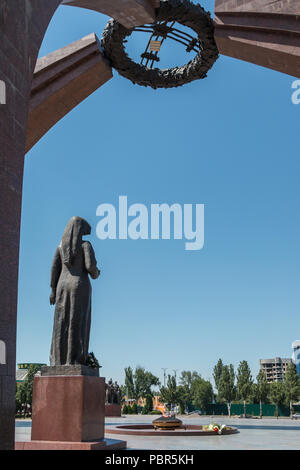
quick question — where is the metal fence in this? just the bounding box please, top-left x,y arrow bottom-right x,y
196,403 -> 300,417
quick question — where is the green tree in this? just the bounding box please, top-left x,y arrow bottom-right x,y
131,402 -> 138,414
160,375 -> 180,411
179,371 -> 200,393
283,363 -> 300,417
176,385 -> 189,412
124,367 -> 135,399
16,364 -> 41,417
191,378 -> 213,413
177,384 -> 192,414
136,367 -> 160,398
124,366 -> 160,401
16,382 -> 26,417
254,370 -> 270,418
120,385 -> 127,405
236,360 -> 253,418
122,404 -> 128,414
270,382 -> 285,418
213,359 -> 223,399
178,401 -> 185,415
178,370 -> 201,411
218,364 -> 236,417
141,395 -> 153,414
146,394 -> 153,412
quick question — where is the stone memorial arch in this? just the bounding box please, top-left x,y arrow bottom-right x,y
0,0 -> 299,450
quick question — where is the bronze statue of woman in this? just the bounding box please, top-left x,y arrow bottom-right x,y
49,216 -> 100,366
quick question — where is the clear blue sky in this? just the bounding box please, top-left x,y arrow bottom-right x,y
17,1 -> 300,389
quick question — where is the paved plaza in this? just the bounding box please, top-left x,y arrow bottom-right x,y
15,415 -> 300,450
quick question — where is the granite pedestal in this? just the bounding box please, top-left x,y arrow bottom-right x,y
105,404 -> 122,417
15,366 -> 126,450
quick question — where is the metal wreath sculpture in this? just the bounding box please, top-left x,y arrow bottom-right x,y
101,0 -> 219,89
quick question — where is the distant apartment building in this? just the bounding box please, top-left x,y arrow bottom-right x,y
259,357 -> 292,383
292,341 -> 300,377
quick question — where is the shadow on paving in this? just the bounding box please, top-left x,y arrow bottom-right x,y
105,422 -> 150,427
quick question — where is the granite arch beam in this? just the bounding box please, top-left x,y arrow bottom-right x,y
214,0 -> 300,78
26,0 -> 159,151
61,0 -> 158,28
26,33 -> 113,153
214,0 -> 300,14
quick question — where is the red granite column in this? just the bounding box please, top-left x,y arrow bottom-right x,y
0,0 -> 156,451
0,0 -> 61,450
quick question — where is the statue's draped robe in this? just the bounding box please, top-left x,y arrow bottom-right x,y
50,241 -> 99,365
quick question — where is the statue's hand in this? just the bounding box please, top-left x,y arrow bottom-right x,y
50,289 -> 56,305
90,268 -> 100,280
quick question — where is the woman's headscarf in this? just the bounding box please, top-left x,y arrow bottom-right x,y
60,216 -> 91,267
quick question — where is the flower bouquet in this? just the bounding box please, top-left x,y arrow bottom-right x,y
202,423 -> 230,435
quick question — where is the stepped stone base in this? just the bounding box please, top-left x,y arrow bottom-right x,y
41,364 -> 99,377
15,438 -> 126,450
